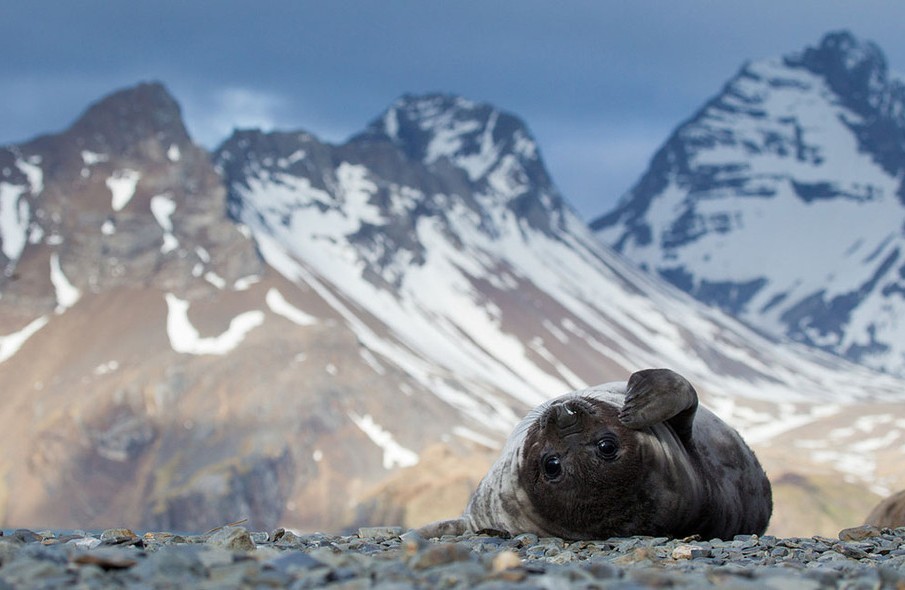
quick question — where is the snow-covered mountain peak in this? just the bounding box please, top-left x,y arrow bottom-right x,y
593,31 -> 905,376
219,93 -> 575,288
0,81 -> 260,304
789,31 -> 905,180
364,93 -> 541,177
788,31 -> 889,105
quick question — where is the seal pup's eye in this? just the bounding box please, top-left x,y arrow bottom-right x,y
542,455 -> 562,480
597,437 -> 619,461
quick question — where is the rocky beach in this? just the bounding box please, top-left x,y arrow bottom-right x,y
2,524 -> 905,589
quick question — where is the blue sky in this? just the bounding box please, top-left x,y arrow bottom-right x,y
3,1 -> 905,220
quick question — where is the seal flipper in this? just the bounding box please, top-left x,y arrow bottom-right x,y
618,368 -> 698,445
412,518 -> 469,539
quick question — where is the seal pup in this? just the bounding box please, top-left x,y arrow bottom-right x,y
417,369 -> 772,540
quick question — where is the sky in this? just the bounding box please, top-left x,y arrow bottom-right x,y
3,1 -> 905,221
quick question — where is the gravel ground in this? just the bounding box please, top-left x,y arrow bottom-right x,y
2,524 -> 905,588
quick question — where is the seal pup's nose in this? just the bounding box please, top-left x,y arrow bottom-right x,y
553,401 -> 584,434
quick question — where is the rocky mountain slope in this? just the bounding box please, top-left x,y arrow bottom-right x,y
1,81 -> 903,538
593,31 -> 905,378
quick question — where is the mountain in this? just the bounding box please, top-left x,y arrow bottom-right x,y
1,82 -> 904,538
592,31 -> 905,378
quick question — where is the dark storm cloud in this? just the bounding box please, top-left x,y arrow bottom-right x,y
3,0 -> 905,218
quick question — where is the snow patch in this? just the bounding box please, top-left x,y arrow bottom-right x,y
107,170 -> 141,211
0,316 -> 49,363
204,272 -> 226,289
81,151 -> 109,165
50,252 -> 81,311
164,293 -> 265,355
16,158 -> 43,195
232,275 -> 260,291
423,114 -> 479,166
236,224 -> 253,239
28,224 -> 44,245
150,193 -> 179,254
349,412 -> 419,469
287,149 -> 307,164
161,234 -> 178,254
456,110 -> 500,181
384,108 -> 399,139
0,182 -> 29,260
195,247 -> 211,263
336,163 -> 382,224
167,144 -> 181,162
265,288 -> 318,326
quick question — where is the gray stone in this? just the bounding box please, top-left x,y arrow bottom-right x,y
9,530 -> 42,544
832,542 -> 871,560
70,547 -> 139,570
99,528 -> 139,543
1,527 -> 905,588
359,526 -> 404,539
205,526 -> 256,552
580,558 -> 621,580
409,543 -> 474,570
266,550 -> 325,573
271,528 -> 304,547
195,546 -> 235,569
759,570 -> 824,590
400,530 -> 429,556
511,533 -> 538,548
523,544 -> 547,559
0,541 -> 21,565
131,544 -> 206,579
206,560 -> 270,586
547,549 -> 577,564
839,525 -> 882,541
0,557 -> 70,586
419,561 -> 488,588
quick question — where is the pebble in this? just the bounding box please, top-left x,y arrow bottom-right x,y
838,524 -> 882,541
358,526 -> 403,540
205,525 -> 256,552
2,525 -> 905,588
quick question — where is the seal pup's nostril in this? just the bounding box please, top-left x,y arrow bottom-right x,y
554,402 -> 582,432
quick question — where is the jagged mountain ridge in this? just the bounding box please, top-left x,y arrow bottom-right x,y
593,31 -> 905,377
1,81 -> 904,537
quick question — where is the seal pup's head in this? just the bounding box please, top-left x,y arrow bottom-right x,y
517,395 -> 695,539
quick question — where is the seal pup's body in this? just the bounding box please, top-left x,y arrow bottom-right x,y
418,369 -> 772,540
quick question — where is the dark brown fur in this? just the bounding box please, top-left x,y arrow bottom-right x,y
520,400 -> 693,539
